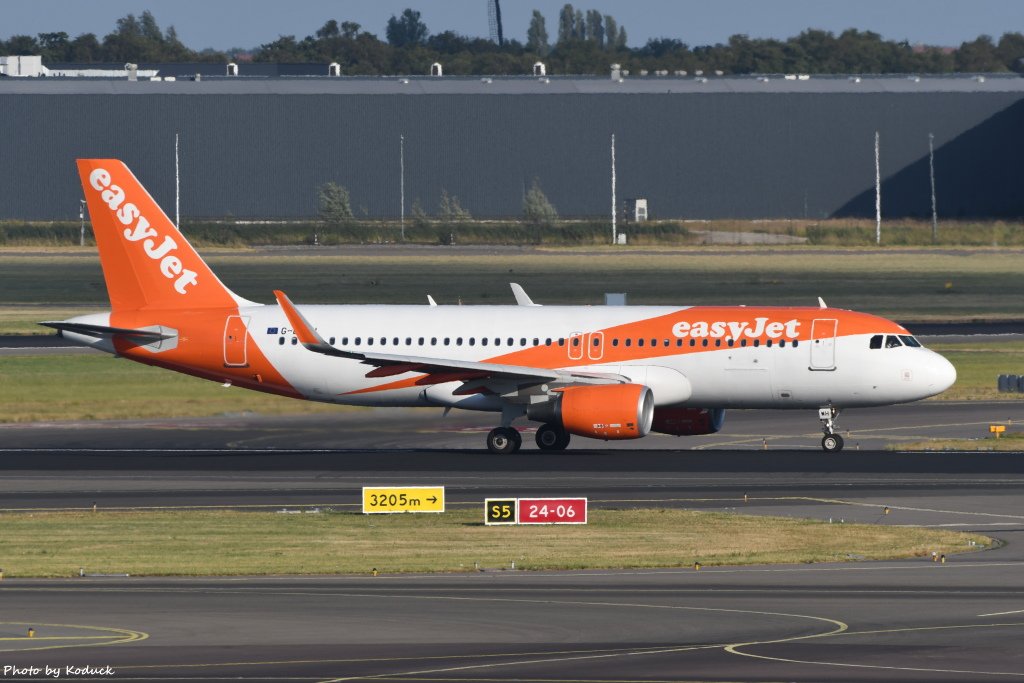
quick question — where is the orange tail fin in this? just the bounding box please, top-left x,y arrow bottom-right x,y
76,159 -> 247,312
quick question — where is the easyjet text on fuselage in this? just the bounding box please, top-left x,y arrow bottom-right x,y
672,318 -> 801,340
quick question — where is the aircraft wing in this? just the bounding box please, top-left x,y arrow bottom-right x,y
273,290 -> 626,386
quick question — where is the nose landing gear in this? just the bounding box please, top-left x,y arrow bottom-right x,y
818,407 -> 844,452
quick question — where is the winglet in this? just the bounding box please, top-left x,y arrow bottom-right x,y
817,297 -> 828,309
510,283 -> 541,307
273,290 -> 328,347
427,294 -> 437,306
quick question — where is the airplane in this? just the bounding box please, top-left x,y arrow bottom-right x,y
44,159 -> 957,454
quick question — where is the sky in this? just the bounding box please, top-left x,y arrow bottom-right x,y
3,0 -> 1021,51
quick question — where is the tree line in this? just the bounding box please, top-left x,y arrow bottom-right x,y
3,6 -> 1022,75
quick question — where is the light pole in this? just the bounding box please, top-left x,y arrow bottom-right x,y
400,134 -> 405,241
79,200 -> 86,247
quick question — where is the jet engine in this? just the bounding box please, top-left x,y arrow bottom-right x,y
527,383 -> 654,440
650,407 -> 725,436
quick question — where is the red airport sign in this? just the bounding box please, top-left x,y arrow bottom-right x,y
516,498 -> 587,525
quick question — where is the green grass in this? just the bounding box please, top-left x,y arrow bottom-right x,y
928,340 -> 1024,401
5,219 -> 1024,248
0,508 -> 989,578
893,434 -> 1024,451
0,354 -> 344,423
4,247 -> 1024,334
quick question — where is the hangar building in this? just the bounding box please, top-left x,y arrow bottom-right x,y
0,73 -> 1021,220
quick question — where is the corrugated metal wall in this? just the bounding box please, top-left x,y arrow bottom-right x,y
1,91 -> 1021,220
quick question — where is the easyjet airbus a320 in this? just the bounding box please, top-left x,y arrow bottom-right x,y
46,160 -> 957,453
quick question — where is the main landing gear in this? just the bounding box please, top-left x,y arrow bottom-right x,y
486,427 -> 522,454
535,424 -> 571,451
818,407 -> 844,452
485,424 -> 571,454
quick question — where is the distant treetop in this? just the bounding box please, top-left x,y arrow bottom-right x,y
3,6 -> 1022,76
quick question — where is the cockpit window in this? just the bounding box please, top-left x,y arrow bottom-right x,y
899,335 -> 922,348
869,334 -> 883,349
884,335 -> 903,348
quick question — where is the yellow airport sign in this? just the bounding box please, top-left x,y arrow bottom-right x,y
362,486 -> 445,514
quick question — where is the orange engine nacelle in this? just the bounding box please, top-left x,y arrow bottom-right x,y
650,407 -> 725,436
529,384 -> 654,440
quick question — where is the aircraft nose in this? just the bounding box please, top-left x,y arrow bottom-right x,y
926,351 -> 957,394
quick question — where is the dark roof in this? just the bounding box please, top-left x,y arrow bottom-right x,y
4,73 -> 1023,95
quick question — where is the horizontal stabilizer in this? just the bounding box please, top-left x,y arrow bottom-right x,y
39,320 -> 173,341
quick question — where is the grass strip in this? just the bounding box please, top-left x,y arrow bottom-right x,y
0,509 -> 989,578
0,354 -> 344,423
4,248 -> 1024,323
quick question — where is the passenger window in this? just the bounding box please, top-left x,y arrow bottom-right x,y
573,337 -> 580,347
430,337 -> 437,345
701,339 -> 708,347
481,338 -> 488,346
405,337 -> 412,345
545,338 -> 552,346
444,337 -> 450,345
727,339 -> 734,347
355,337 -> 361,346
456,337 -> 463,346
558,338 -> 565,347
418,337 -> 424,345
900,335 -> 922,348
380,337 -> 386,345
392,337 -> 399,345
740,339 -> 747,347
278,337 -> 285,346
469,338 -> 476,346
638,339 -> 645,347
291,337 -> 297,345
779,340 -> 786,348
651,338 -> 657,347
329,337 -> 336,345
715,339 -> 721,347
885,335 -> 902,348
533,338 -> 539,346
676,339 -> 683,347
625,339 -> 632,347
520,338 -> 527,346
753,339 -> 760,347
612,338 -> 619,347
793,339 -> 799,348
367,337 -> 373,346
592,337 -> 599,346
766,340 -> 772,348
689,339 -> 696,347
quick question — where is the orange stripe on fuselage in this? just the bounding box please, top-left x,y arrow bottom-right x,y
341,306 -> 906,396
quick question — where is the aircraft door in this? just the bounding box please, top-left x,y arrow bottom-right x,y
587,332 -> 605,361
809,318 -> 837,370
223,315 -> 250,367
568,332 -> 584,360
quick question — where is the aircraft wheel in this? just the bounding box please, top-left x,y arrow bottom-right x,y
536,424 -> 571,451
487,427 -> 521,454
821,434 -> 844,453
